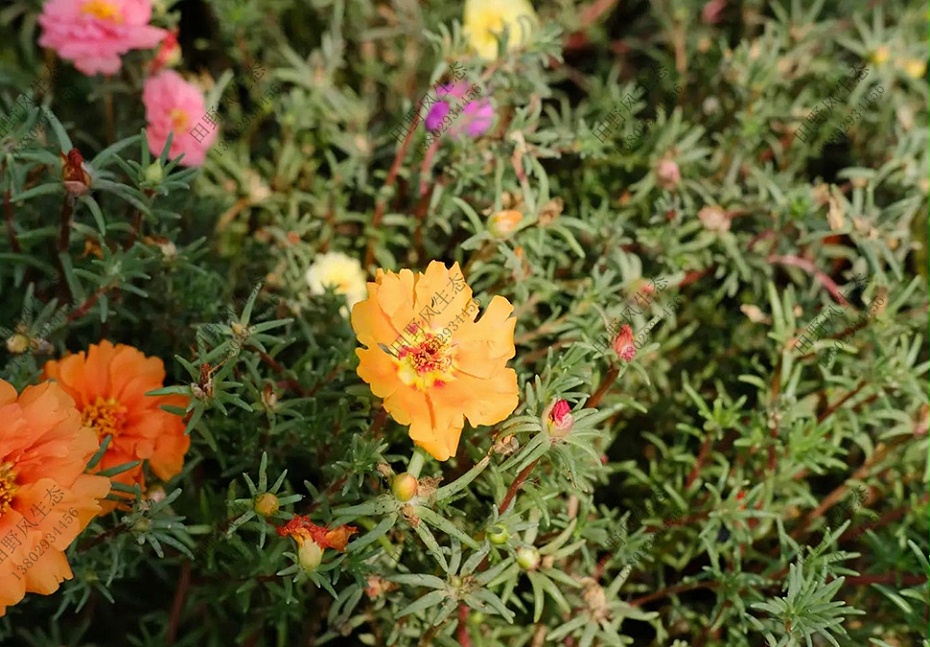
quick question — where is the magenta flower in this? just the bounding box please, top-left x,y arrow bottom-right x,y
38,0 -> 166,77
424,83 -> 494,140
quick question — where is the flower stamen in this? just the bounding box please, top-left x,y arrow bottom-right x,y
80,0 -> 124,23
82,396 -> 128,441
0,462 -> 18,515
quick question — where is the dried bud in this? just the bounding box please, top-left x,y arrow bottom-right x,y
827,190 -> 846,231
261,384 -> 279,411
254,492 -> 280,517
697,204 -> 731,233
488,210 -> 523,238
392,472 -> 418,502
6,332 -> 30,354
61,148 -> 92,196
916,405 -> 928,437
516,546 -> 540,571
740,304 -> 770,324
544,399 -> 574,438
655,159 -> 681,191
611,324 -> 637,362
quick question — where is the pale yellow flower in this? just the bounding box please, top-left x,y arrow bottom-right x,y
902,58 -> 926,80
305,252 -> 368,312
464,0 -> 537,60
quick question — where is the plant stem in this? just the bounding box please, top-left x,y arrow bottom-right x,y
407,447 -> 428,478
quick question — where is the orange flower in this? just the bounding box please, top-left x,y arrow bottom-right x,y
0,379 -> 111,616
277,516 -> 357,572
42,341 -> 190,510
351,261 -> 519,461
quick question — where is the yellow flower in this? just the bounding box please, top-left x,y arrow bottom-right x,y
351,262 -> 519,461
869,46 -> 890,66
464,0 -> 537,60
902,58 -> 926,79
306,252 -> 368,312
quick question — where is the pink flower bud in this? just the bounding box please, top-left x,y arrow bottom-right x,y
655,159 -> 681,190
544,399 -> 574,437
612,324 -> 637,362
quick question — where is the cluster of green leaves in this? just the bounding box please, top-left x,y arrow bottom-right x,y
1,0 -> 928,645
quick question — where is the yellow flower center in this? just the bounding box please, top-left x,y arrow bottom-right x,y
395,328 -> 456,390
170,108 -> 190,131
82,396 -> 128,441
80,0 -> 124,23
0,462 -> 18,516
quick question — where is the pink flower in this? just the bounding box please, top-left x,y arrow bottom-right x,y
143,71 -> 216,167
612,324 -> 637,362
424,83 -> 494,139
38,0 -> 167,77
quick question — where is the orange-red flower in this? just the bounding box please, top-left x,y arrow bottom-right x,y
351,261 -> 519,461
0,379 -> 111,616
42,341 -> 190,510
277,516 -> 357,572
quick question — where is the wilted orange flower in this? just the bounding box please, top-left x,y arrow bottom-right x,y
0,379 -> 111,616
351,261 -> 519,461
277,516 -> 357,572
42,341 -> 190,510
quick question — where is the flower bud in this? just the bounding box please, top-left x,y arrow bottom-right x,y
254,492 -> 280,517
144,160 -> 164,185
487,524 -> 510,545
544,399 -> 574,438
655,159 -> 681,191
611,324 -> 637,362
61,148 -> 92,196
392,472 -> 418,502
488,210 -> 523,238
697,204 -> 731,233
6,332 -> 30,354
516,546 -> 540,571
297,539 -> 324,573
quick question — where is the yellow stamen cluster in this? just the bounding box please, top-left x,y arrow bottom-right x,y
169,108 -> 190,131
80,0 -> 124,22
82,396 -> 128,441
0,462 -> 18,516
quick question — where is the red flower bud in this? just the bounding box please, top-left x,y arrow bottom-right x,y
611,324 -> 637,362
61,148 -> 92,196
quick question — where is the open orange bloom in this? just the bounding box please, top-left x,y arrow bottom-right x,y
0,379 -> 111,616
351,261 -> 519,461
42,341 -> 190,510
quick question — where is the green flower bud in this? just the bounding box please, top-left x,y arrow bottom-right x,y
488,524 -> 510,545
144,160 -> 164,185
392,472 -> 418,502
516,546 -> 540,571
297,540 -> 323,572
